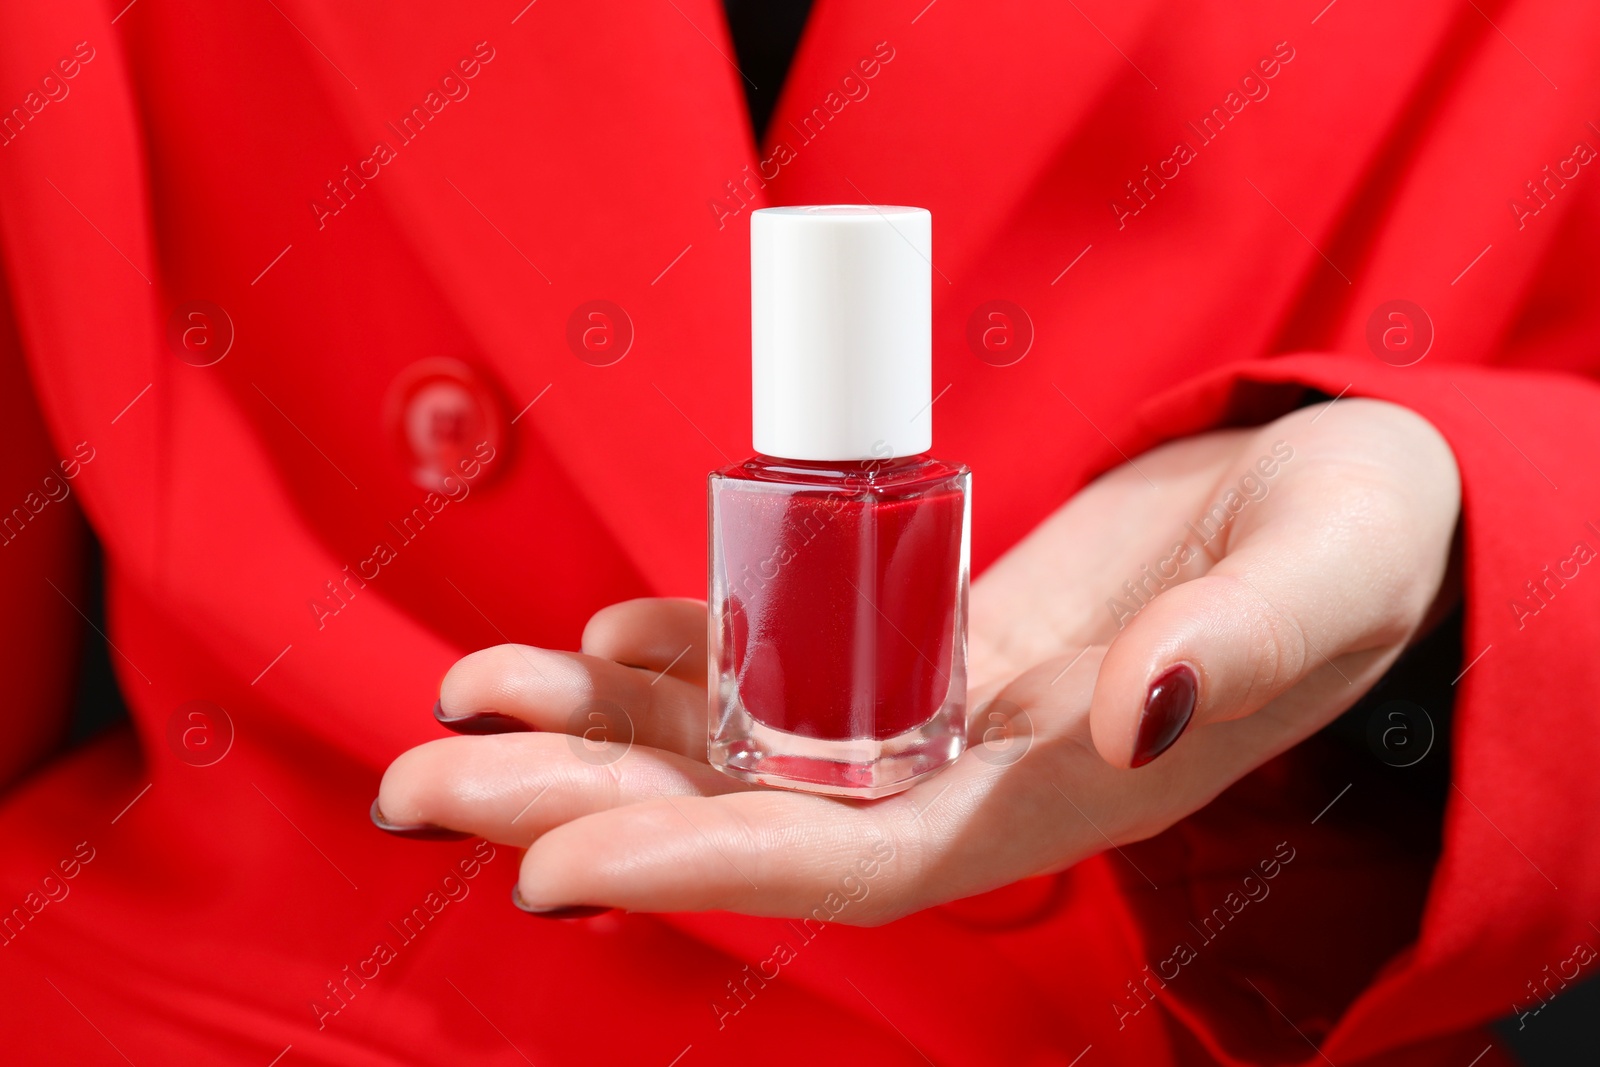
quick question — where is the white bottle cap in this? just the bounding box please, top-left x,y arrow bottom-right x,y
751,205 -> 932,461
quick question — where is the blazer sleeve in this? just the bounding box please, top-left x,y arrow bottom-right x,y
1102,346 -> 1600,1065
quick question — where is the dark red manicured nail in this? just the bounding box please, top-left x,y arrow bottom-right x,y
511,886 -> 611,920
369,798 -> 473,841
434,698 -> 533,735
1131,663 -> 1198,768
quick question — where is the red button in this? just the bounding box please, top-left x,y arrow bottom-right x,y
383,358 -> 509,492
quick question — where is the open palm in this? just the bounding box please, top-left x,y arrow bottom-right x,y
376,399 -> 1460,923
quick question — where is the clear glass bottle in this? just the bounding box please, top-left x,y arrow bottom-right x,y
707,206 -> 970,798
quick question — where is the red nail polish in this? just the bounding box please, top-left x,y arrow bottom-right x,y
708,207 -> 970,799
433,699 -> 533,735
511,886 -> 611,919
369,798 -> 473,841
1131,663 -> 1198,767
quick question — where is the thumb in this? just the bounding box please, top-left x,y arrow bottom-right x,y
1086,410 -> 1459,770
1088,563 -> 1367,770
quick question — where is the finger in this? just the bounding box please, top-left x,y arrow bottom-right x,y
512,661 -> 1105,924
1088,401 -> 1460,769
581,597 -> 707,685
376,734 -> 750,847
438,644 -> 707,760
513,789 -> 910,921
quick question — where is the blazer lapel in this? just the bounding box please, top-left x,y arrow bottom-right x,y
0,0 -> 168,580
294,0 -> 762,594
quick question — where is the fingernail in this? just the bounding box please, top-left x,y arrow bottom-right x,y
1132,663 -> 1198,768
369,798 -> 473,841
511,885 -> 611,920
434,698 -> 534,735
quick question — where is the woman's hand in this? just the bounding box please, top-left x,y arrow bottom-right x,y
374,398 -> 1460,923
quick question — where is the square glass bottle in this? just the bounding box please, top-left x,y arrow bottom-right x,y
707,206 -> 970,798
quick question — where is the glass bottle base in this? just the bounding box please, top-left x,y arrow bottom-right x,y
710,693 -> 966,799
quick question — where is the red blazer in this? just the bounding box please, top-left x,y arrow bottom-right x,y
1,0 -> 1596,1063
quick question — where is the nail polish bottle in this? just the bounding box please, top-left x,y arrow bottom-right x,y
708,205 -> 971,798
